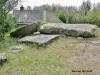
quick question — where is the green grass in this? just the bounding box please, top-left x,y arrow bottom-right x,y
0,33 -> 18,52
0,29 -> 100,75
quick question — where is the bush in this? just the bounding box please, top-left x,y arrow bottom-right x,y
0,0 -> 18,41
57,12 -> 67,23
0,6 -> 6,41
86,10 -> 100,27
0,13 -> 17,41
68,16 -> 76,24
66,10 -> 100,27
4,14 -> 17,32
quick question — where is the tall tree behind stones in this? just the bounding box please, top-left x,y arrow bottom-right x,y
81,0 -> 92,16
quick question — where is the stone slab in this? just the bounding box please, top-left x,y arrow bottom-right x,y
0,53 -> 6,59
0,53 -> 7,66
18,34 -> 59,45
10,22 -> 41,37
39,23 -> 98,37
8,45 -> 24,53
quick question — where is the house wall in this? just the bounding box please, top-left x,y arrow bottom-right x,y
23,10 -> 45,22
13,10 -> 62,24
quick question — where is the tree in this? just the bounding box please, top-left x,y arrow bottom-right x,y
0,0 -> 6,40
0,0 -> 19,41
81,0 -> 92,16
86,0 -> 91,10
4,0 -> 20,14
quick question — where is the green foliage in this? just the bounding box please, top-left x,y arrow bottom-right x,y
0,13 -> 17,41
68,16 -> 75,24
86,10 -> 100,27
4,14 -> 17,32
0,0 -> 18,41
57,12 -> 67,23
66,10 -> 100,27
0,0 -> 7,41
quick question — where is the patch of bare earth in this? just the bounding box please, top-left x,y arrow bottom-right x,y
68,39 -> 100,75
7,70 -> 20,75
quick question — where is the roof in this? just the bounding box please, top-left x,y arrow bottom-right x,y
13,10 -> 45,24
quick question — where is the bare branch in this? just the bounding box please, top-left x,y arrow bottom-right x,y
4,0 -> 19,14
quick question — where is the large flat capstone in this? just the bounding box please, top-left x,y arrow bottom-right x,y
39,23 -> 98,37
18,34 -> 59,45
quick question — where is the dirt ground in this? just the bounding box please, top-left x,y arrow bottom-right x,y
68,38 -> 100,75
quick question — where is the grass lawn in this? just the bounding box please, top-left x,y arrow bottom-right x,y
0,29 -> 100,75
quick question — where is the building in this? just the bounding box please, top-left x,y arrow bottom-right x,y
13,6 -> 61,24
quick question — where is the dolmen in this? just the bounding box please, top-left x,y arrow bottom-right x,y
39,23 -> 98,37
17,23 -> 98,46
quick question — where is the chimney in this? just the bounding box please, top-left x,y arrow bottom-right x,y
19,5 -> 24,22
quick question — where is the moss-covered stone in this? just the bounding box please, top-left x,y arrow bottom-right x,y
10,22 -> 41,38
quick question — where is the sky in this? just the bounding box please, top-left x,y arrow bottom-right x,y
18,0 -> 100,8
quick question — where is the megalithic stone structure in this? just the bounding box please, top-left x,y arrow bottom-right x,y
19,5 -> 24,22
